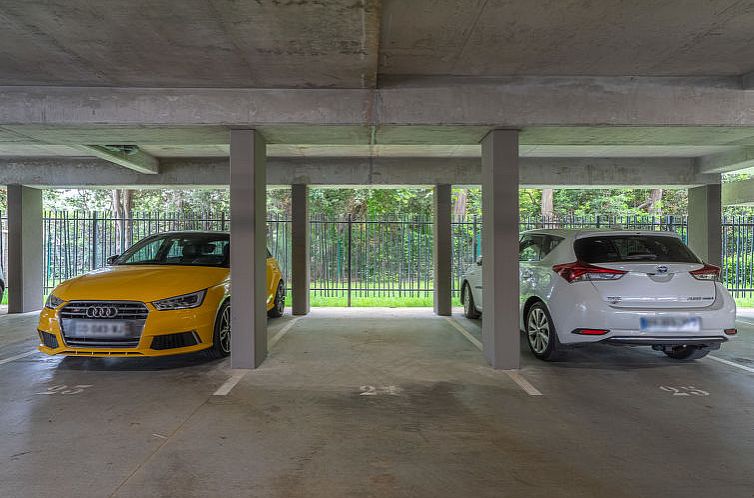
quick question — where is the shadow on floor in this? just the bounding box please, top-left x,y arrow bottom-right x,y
55,350 -> 223,371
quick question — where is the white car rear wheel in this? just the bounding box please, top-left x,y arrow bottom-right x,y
462,282 -> 481,319
526,302 -> 561,361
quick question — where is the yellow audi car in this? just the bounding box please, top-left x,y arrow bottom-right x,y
37,231 -> 286,358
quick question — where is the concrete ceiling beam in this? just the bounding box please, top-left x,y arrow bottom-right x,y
695,147 -> 754,174
723,178 -> 754,206
0,155 -> 715,189
0,77 -> 753,129
73,145 -> 160,174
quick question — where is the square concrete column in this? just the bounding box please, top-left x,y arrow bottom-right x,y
291,184 -> 310,315
433,184 -> 452,316
481,130 -> 520,370
230,130 -> 267,369
7,185 -> 43,313
688,184 -> 722,268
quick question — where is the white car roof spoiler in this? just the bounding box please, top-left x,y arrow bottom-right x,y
573,230 -> 682,240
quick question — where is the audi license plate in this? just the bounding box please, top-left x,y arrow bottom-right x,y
640,316 -> 701,333
71,320 -> 130,338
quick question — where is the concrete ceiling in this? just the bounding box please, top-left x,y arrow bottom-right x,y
0,1 -> 752,181
0,0 -> 752,89
0,0 -> 381,88
380,0 -> 754,80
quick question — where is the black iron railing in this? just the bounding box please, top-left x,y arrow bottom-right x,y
0,211 -> 753,302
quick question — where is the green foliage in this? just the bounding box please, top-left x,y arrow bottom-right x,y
4,186 -> 747,221
519,189 -> 541,218
306,188 -> 434,219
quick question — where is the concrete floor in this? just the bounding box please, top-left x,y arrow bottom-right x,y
1,308 -> 754,497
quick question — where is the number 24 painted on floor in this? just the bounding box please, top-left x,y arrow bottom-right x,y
360,385 -> 402,396
659,386 -> 709,396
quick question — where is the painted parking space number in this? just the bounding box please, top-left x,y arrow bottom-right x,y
359,385 -> 402,396
659,386 -> 709,397
36,384 -> 93,395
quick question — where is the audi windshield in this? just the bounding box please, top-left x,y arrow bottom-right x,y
115,233 -> 230,267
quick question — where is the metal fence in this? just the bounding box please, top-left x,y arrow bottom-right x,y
2,211 -> 754,301
722,217 -> 754,297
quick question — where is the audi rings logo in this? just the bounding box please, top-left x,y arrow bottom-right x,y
85,306 -> 118,318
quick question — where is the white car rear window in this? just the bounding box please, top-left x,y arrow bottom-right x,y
574,235 -> 700,264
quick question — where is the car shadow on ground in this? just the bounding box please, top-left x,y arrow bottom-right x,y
522,339 -> 713,371
458,315 -> 699,371
55,351 -> 225,371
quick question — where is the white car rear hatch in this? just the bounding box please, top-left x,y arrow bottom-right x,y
572,232 -> 717,309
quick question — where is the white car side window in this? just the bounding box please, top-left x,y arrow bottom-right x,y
519,236 -> 541,262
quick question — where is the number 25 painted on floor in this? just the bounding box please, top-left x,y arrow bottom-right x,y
36,384 -> 93,395
659,386 -> 709,396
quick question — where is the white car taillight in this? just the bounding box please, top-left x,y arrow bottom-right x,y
552,262 -> 627,283
689,263 -> 721,281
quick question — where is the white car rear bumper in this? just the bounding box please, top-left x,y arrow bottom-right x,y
548,281 -> 736,346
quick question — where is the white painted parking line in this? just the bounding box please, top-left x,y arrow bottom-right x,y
445,317 -> 543,397
708,355 -> 754,374
445,317 -> 483,350
0,350 -> 36,366
504,370 -> 544,396
212,369 -> 249,396
268,316 -> 300,349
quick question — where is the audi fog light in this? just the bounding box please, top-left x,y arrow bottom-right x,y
152,289 -> 207,311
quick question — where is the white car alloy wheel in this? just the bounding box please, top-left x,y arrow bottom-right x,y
527,307 -> 550,354
462,282 -> 480,319
525,303 -> 560,360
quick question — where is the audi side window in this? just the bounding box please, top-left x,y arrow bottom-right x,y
519,236 -> 542,262
121,238 -> 167,264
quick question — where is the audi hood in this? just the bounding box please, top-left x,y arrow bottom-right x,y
51,265 -> 229,303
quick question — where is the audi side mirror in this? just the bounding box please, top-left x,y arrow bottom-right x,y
476,256 -> 483,266
106,255 -> 120,265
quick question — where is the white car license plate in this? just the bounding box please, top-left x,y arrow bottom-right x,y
72,321 -> 130,338
640,316 -> 701,333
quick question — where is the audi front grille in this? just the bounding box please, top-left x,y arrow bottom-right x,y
59,301 -> 149,348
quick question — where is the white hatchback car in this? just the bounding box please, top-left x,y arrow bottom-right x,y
461,229 -> 737,361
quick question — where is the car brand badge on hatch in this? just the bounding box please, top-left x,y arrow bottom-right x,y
656,265 -> 669,274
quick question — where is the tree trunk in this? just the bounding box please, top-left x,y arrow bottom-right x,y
453,188 -> 467,219
541,188 -> 554,226
112,189 -> 133,253
646,189 -> 663,214
122,189 -> 133,248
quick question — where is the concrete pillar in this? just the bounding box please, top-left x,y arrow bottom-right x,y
291,184 -> 310,315
7,185 -> 43,313
433,184 -> 452,316
229,130 -> 267,369
688,184 -> 722,268
480,130 -> 520,370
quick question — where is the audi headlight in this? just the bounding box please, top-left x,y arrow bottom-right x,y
152,289 -> 207,311
45,294 -> 65,309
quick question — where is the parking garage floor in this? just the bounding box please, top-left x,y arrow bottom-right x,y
2,308 -> 754,497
